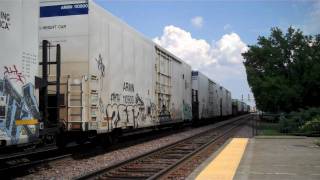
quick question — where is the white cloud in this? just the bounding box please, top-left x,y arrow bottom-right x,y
153,25 -> 213,69
153,25 -> 251,100
153,25 -> 248,70
190,16 -> 204,28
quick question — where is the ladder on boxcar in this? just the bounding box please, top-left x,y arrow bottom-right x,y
66,76 -> 84,130
39,40 -> 61,140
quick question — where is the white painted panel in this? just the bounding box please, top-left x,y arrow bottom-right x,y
88,1 -> 157,131
39,1 -> 88,64
0,0 -> 40,146
171,61 -> 182,121
182,63 -> 192,121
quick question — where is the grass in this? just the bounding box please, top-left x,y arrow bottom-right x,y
257,121 -> 284,136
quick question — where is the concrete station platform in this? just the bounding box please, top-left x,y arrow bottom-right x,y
187,136 -> 320,180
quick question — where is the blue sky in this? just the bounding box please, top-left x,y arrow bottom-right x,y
95,1 -> 315,44
94,0 -> 319,106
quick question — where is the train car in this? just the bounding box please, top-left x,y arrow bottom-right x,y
192,71 -> 226,121
0,0 -> 245,149
39,0 -> 192,142
0,0 -> 41,147
226,90 -> 232,116
232,99 -> 250,115
232,99 -> 240,116
221,87 -> 232,117
232,99 -> 237,116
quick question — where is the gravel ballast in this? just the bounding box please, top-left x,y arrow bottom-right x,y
23,118 -> 243,179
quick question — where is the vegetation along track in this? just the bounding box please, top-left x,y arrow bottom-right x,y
76,114 -> 252,180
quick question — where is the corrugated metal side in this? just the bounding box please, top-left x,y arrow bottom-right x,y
213,83 -> 220,117
226,91 -> 232,115
221,87 -> 227,116
170,61 -> 192,122
192,71 -> 224,120
88,1 -> 157,133
0,0 -> 40,145
182,63 -> 192,121
198,72 -> 209,119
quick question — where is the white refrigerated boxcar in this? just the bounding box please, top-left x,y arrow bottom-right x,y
221,87 -> 232,116
0,0 -> 40,146
39,0 -> 192,136
191,71 -> 229,121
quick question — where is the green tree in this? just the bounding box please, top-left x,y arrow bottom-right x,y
243,27 -> 320,112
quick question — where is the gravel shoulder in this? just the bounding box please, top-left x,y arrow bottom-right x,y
21,119 -> 240,179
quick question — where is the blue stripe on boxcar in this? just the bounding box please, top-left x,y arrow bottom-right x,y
191,71 -> 198,76
40,3 -> 88,18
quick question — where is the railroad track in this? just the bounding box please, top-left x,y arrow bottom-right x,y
0,145 -> 72,177
76,114 -> 252,180
0,122 -> 191,178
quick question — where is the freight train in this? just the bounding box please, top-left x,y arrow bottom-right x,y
0,0 -> 250,148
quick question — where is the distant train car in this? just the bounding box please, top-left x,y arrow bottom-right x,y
0,0 -> 40,147
232,99 -> 250,115
191,71 -> 231,122
232,100 -> 237,116
221,87 -> 232,117
39,0 -> 192,141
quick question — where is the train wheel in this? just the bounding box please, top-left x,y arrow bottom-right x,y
110,129 -> 121,145
99,135 -> 112,148
56,133 -> 67,148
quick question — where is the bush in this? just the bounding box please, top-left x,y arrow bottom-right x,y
300,116 -> 320,134
279,107 -> 320,134
279,115 -> 300,133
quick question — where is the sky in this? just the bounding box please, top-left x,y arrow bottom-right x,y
94,0 -> 320,107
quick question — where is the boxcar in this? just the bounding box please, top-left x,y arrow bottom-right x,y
0,0 -> 40,147
221,87 -> 232,117
191,71 -> 230,122
39,0 -> 192,139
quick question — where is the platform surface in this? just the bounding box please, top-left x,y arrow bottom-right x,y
188,136 -> 320,180
235,136 -> 320,180
187,138 -> 249,180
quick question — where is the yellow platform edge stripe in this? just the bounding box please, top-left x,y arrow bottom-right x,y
15,119 -> 39,125
196,138 -> 249,180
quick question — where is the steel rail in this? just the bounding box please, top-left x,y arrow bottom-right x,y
148,117 -> 248,179
75,114 -> 251,180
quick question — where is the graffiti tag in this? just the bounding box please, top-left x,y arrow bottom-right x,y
95,54 -> 105,78
3,65 -> 25,84
0,11 -> 10,30
123,82 -> 134,92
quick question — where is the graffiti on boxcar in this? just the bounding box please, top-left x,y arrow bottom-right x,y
105,92 -> 154,128
101,79 -> 159,129
95,54 -> 105,78
0,77 -> 40,145
123,95 -> 134,104
159,104 -> 171,123
0,11 -> 10,31
183,102 -> 192,120
110,92 -> 121,103
3,65 -> 25,84
123,82 -> 134,92
135,93 -> 144,106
